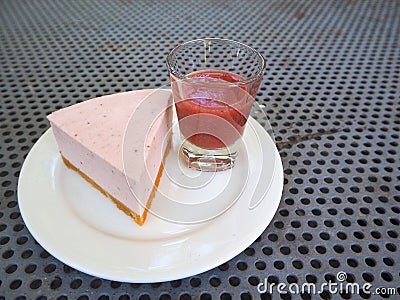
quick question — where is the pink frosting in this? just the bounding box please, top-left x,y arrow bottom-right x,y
47,90 -> 172,217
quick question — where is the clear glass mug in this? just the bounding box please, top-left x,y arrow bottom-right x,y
166,38 -> 265,171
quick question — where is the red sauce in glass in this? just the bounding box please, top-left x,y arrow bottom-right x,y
174,70 -> 253,149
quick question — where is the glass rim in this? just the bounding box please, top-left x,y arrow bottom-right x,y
166,38 -> 266,86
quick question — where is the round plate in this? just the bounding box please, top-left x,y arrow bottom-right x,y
18,117 -> 283,283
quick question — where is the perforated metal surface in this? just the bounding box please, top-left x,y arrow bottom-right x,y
1,0 -> 399,299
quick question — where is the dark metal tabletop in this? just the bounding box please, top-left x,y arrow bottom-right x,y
1,0 -> 399,299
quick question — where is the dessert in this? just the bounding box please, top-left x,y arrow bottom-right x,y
47,89 -> 173,226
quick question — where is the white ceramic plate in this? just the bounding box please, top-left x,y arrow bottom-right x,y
18,117 -> 283,283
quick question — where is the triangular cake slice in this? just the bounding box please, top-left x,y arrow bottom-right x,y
47,89 -> 173,226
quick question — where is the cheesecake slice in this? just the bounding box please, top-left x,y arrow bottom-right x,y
47,89 -> 173,226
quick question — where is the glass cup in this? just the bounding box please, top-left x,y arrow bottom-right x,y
166,38 -> 265,171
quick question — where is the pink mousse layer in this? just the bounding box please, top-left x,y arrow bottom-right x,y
47,89 -> 172,217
